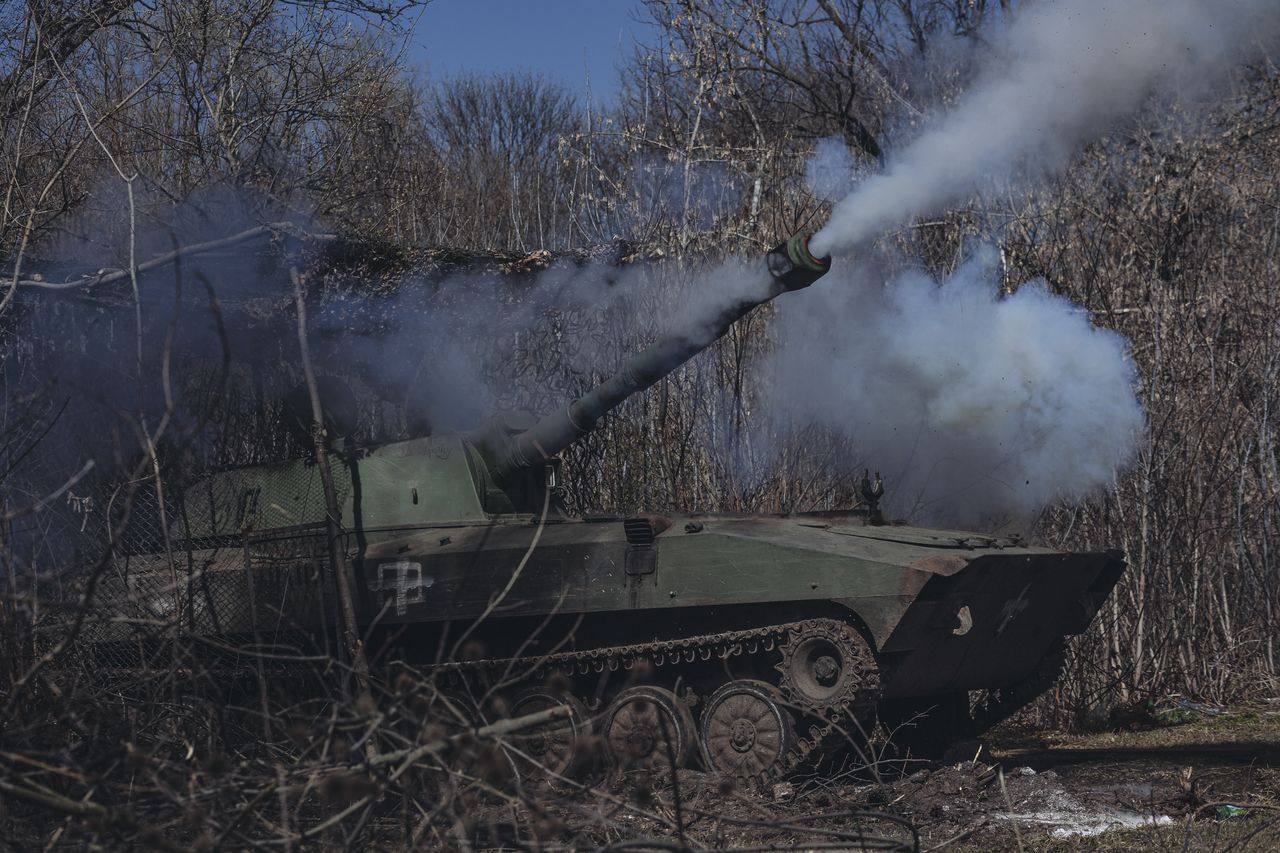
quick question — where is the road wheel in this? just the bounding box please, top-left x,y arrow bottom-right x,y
417,687 -> 517,802
603,686 -> 696,774
504,687 -> 592,782
433,688 -> 481,734
699,679 -> 795,780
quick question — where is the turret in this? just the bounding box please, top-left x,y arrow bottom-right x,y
478,231 -> 831,483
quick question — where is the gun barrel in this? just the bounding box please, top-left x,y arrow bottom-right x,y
495,232 -> 830,475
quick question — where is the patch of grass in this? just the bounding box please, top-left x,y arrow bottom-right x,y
994,705 -> 1280,752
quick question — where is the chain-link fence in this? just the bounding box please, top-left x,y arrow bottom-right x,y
46,456 -> 351,676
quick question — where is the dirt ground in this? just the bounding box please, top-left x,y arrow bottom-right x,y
486,701 -> 1280,851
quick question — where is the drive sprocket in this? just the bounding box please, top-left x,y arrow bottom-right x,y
776,618 -> 880,719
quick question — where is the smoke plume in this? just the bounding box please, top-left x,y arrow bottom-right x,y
762,251 -> 1144,524
809,0 -> 1276,257
772,0 -> 1279,522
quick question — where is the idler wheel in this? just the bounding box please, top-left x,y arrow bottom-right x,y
504,687 -> 592,780
778,619 -> 880,717
603,686 -> 696,773
699,680 -> 795,780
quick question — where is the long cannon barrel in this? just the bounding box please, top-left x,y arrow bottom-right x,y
493,232 -> 831,476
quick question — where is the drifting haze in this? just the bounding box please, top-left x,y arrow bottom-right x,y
22,0 -> 1278,528
809,0 -> 1277,256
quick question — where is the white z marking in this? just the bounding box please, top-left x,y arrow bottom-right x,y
995,581 -> 1034,636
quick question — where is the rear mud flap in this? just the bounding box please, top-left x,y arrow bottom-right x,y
879,550 -> 1124,699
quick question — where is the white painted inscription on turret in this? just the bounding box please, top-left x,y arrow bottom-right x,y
367,560 -> 434,615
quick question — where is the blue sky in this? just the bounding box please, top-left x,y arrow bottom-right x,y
407,0 -> 649,103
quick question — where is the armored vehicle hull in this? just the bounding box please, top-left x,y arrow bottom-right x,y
91,456 -> 1123,777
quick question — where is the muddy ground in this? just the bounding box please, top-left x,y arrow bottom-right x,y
474,702 -> 1280,851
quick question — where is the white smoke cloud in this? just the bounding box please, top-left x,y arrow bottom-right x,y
770,0 -> 1278,522
762,252 -> 1145,524
809,0 -> 1277,256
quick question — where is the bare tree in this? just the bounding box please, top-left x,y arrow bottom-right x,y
421,72 -> 582,250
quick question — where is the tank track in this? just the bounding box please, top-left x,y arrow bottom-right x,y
428,618 -> 879,781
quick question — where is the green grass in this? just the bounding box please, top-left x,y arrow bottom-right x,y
994,706 -> 1280,752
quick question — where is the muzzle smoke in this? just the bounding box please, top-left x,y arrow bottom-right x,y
762,251 -> 1144,524
774,0 -> 1276,523
808,0 -> 1276,257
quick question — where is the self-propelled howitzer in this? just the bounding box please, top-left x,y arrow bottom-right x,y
80,232 -> 1124,780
